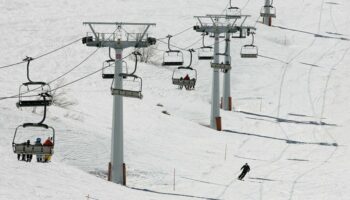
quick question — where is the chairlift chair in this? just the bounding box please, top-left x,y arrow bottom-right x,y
240,45 -> 258,58
172,67 -> 197,90
162,35 -> 184,66
240,32 -> 258,58
110,51 -> 143,99
260,5 -> 276,18
111,74 -> 143,99
17,83 -> 53,107
226,0 -> 241,17
162,50 -> 184,66
172,49 -> 197,90
102,59 -> 128,79
198,33 -> 214,60
198,47 -> 214,60
17,57 -> 53,108
12,123 -> 55,156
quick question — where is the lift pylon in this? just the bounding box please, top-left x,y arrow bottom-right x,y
82,22 -> 156,185
194,14 -> 256,130
261,0 -> 276,26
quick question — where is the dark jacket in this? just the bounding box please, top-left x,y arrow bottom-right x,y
241,164 -> 250,173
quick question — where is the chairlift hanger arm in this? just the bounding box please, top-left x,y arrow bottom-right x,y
186,49 -> 195,68
23,57 -> 34,83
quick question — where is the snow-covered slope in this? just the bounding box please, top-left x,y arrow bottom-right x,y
1,0 -> 350,199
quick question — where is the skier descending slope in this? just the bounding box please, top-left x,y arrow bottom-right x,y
238,163 -> 250,180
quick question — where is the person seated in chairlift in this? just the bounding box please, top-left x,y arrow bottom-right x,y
184,74 -> 190,80
26,139 -> 33,162
34,138 -> 43,162
43,137 -> 53,162
17,140 -> 31,162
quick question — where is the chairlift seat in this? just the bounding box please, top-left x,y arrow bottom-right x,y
198,56 -> 214,60
102,74 -> 115,79
17,100 -> 53,108
162,61 -> 184,66
13,144 -> 54,155
111,89 -> 143,99
211,62 -> 231,70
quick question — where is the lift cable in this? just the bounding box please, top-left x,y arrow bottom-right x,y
50,53 -> 134,93
3,27 -> 121,100
0,52 -> 134,101
156,26 -> 194,40
0,37 -> 82,70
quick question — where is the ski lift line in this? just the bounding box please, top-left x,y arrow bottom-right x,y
157,26 -> 194,40
0,37 -> 82,70
0,49 -> 100,101
47,48 -> 99,85
49,53 -> 134,93
10,27 -> 120,99
157,37 -> 226,52
0,38 -> 121,101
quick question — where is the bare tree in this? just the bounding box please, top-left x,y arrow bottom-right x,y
51,79 -> 77,109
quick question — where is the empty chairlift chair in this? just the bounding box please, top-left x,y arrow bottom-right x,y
198,33 -> 214,60
226,0 -> 241,17
16,57 -> 53,108
172,49 -> 197,90
162,35 -> 184,66
240,32 -> 258,58
102,59 -> 128,79
111,52 -> 143,99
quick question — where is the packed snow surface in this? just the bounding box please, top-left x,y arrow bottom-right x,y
1,0 -> 350,199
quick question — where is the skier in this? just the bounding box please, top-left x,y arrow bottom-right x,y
238,163 -> 250,180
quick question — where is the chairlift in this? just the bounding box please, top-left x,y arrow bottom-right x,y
111,52 -> 143,99
13,98 -> 55,157
162,35 -> 184,66
226,0 -> 241,16
240,32 -> 258,58
210,42 -> 232,70
198,33 -> 214,60
172,49 -> 197,90
102,48 -> 128,79
102,59 -> 128,79
12,123 -> 55,156
260,5 -> 276,18
17,57 -> 53,108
